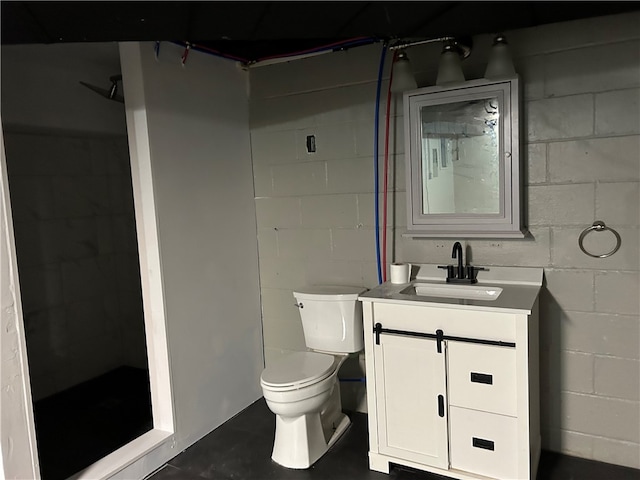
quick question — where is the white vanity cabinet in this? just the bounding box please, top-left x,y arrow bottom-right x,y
361,286 -> 541,480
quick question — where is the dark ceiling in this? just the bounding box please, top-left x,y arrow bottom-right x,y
3,2 -> 639,62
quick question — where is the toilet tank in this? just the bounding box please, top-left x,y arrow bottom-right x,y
293,286 -> 366,353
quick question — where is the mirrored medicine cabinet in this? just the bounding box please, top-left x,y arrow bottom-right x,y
404,77 -> 526,238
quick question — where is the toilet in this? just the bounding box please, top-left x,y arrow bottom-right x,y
260,285 -> 366,469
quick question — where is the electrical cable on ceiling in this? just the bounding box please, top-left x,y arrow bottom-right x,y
254,36 -> 377,63
174,41 -> 251,63
171,36 -> 378,66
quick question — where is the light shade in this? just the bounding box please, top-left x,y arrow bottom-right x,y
391,50 -> 417,93
436,44 -> 465,85
485,35 -> 516,78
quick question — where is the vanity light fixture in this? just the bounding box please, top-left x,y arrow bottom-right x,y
485,34 -> 516,78
436,40 -> 466,85
390,50 -> 418,93
389,36 -> 472,89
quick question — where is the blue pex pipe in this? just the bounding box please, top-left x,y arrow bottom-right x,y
373,44 -> 387,285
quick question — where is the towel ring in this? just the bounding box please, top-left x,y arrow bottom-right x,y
578,221 -> 621,258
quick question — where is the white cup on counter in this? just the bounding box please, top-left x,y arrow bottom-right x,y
390,263 -> 411,284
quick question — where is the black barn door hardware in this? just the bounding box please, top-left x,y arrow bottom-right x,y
373,323 -> 515,349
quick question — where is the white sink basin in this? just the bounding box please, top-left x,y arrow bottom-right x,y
401,282 -> 503,301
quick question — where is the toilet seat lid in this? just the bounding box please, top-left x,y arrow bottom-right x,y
261,351 -> 335,388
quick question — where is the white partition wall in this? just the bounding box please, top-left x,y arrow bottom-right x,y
113,41 -> 264,478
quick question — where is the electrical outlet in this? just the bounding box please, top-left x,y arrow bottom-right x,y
306,135 -> 316,153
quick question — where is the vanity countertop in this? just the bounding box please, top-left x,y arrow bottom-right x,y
359,264 -> 543,314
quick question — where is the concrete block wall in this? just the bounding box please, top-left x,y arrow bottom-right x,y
250,45 -> 396,368
506,16 -> 640,468
3,129 -> 148,401
249,12 -> 639,468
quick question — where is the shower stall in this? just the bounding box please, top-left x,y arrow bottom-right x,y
1,43 -> 152,479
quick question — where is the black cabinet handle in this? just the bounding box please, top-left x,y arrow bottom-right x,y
470,372 -> 493,385
438,395 -> 445,417
472,437 -> 495,451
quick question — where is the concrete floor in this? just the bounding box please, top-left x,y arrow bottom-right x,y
146,398 -> 640,480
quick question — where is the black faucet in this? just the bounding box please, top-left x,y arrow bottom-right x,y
452,241 -> 464,280
438,241 -> 484,284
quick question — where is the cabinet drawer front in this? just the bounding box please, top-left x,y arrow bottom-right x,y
448,341 -> 517,416
449,406 -> 518,479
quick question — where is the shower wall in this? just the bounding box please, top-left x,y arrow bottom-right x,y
1,43 -> 147,401
3,130 -> 146,401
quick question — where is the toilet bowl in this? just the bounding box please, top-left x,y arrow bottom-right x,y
260,286 -> 365,469
261,351 -> 350,468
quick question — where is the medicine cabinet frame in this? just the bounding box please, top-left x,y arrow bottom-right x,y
403,77 -> 526,238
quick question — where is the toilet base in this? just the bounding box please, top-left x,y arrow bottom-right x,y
271,412 -> 351,469
265,355 -> 353,469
